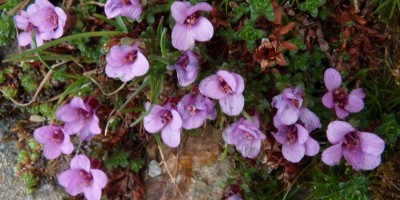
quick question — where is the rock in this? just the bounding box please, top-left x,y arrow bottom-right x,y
148,160 -> 162,178
144,125 -> 234,200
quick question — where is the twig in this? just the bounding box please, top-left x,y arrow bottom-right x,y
83,1 -> 105,7
0,61 -> 68,107
157,143 -> 185,200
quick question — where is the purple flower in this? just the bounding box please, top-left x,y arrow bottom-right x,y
171,1 -> 214,51
33,125 -> 74,159
222,115 -> 266,158
167,51 -> 199,87
322,68 -> 366,119
177,92 -> 216,130
322,121 -> 385,170
14,10 -> 43,47
28,0 -> 67,40
199,70 -> 245,116
272,86 -> 304,125
56,97 -> 101,141
105,0 -> 142,20
273,123 -> 320,163
143,102 -> 182,148
105,44 -> 150,82
58,154 -> 108,200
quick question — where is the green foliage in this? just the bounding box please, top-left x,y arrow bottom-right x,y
2,86 -> 18,99
246,0 -> 275,21
105,151 -> 144,173
371,0 -> 400,21
0,12 -> 16,46
0,72 -> 5,84
308,171 -> 371,200
232,4 -> 250,21
21,172 -> 39,195
376,114 -> 400,145
237,20 -> 265,50
299,0 -> 326,18
20,72 -> 38,93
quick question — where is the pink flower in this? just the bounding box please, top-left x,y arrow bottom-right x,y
143,102 -> 182,148
56,97 -> 101,141
272,86 -> 304,125
273,122 -> 320,163
177,92 -> 216,130
167,50 -> 199,87
105,0 -> 142,20
105,44 -> 150,82
28,0 -> 67,40
222,115 -> 266,159
199,70 -> 245,116
58,154 -> 108,200
14,10 -> 43,47
322,121 -> 385,170
171,1 -> 214,51
33,125 -> 74,159
15,0 -> 67,47
322,68 -> 366,119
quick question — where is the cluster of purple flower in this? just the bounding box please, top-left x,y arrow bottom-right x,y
269,68 -> 385,170
271,87 -> 321,163
33,97 -> 107,200
320,68 -> 385,170
15,0 -> 67,48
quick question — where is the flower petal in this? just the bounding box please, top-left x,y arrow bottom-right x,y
342,148 -> 363,170
236,140 -> 261,159
171,1 -> 190,23
304,137 -> 320,156
169,109 -> 183,130
91,169 -> 108,188
326,121 -> 355,144
34,125 -> 60,143
143,105 -> 167,133
43,143 -> 62,159
217,70 -> 236,92
70,97 -> 90,111
335,105 -> 350,119
83,183 -> 101,200
361,153 -> 381,170
219,94 -> 244,116
324,68 -> 342,91
232,73 -> 245,94
344,94 -> 364,113
299,108 -> 321,132
187,2 -> 212,15
182,111 -> 207,130
275,104 -> 300,125
130,52 -> 150,76
58,169 -> 84,196
222,122 -> 239,145
295,124 -> 309,144
199,74 -> 227,99
190,17 -> 214,42
322,92 -> 334,108
321,143 -> 343,166
273,129 -> 288,144
282,143 -> 305,163
104,0 -> 123,19
56,104 -> 79,122
172,23 -> 195,51
18,32 -> 32,47
63,119 -> 85,135
120,5 -> 142,20
359,132 -> 385,156
70,154 -> 91,171
350,88 -> 366,99
161,125 -> 181,148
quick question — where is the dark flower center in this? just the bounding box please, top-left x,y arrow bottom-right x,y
186,105 -> 197,115
178,55 -> 190,70
286,125 -> 298,143
51,130 -> 64,144
343,131 -> 360,151
219,77 -> 233,94
244,131 -> 255,140
185,13 -> 199,26
333,88 -> 348,107
125,50 -> 138,63
122,0 -> 132,5
79,170 -> 94,186
47,13 -> 58,25
79,108 -> 91,119
161,111 -> 173,124
291,99 -> 300,108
